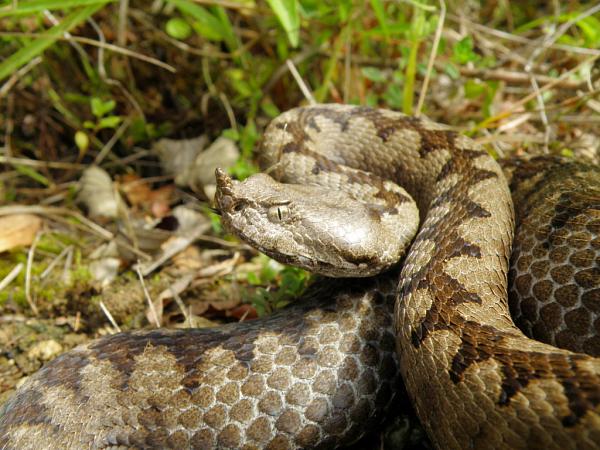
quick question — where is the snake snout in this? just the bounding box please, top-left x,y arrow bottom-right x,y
214,168 -> 236,213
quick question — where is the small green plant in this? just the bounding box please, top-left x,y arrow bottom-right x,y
83,97 -> 122,131
242,254 -> 311,316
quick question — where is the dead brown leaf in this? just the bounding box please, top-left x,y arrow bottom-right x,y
0,214 -> 42,253
119,174 -> 175,218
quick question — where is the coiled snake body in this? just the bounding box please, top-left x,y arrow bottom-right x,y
1,104 -> 599,449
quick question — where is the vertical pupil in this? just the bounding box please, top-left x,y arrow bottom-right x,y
277,207 -> 282,220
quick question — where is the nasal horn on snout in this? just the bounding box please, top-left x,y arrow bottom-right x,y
214,168 -> 235,214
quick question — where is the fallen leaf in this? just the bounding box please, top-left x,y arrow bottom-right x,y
119,173 -> 153,206
193,137 -> 240,199
119,174 -> 175,218
78,166 -> 121,219
0,214 -> 42,252
154,135 -> 239,198
154,135 -> 208,185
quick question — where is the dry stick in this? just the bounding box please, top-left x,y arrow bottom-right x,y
527,1 -> 600,68
88,18 -> 145,120
468,26 -> 529,66
286,59 -> 316,105
0,56 -> 42,99
136,265 -> 161,328
99,300 -> 122,333
263,45 -> 323,94
188,0 -> 258,10
40,245 -> 73,279
528,75 -> 550,152
25,232 -> 42,316
170,286 -> 192,328
62,245 -> 73,285
0,263 -> 24,292
200,57 -> 238,131
43,9 -> 91,67
522,2 -> 600,151
0,32 -> 176,73
450,66 -> 586,89
238,308 -> 251,323
219,92 -> 238,132
74,36 -> 175,72
0,205 -> 150,260
94,118 -> 131,165
447,13 -> 600,57
343,22 -> 352,104
479,54 -> 600,130
118,0 -> 130,47
0,205 -> 112,240
415,0 -> 446,116
4,90 -> 14,155
0,155 -> 86,169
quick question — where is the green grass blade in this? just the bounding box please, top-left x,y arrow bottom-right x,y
0,3 -> 108,83
0,0 -> 115,17
14,164 -> 50,186
166,0 -> 239,56
265,0 -> 299,47
369,0 -> 389,39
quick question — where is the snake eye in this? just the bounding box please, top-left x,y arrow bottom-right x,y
267,204 -> 290,222
233,202 -> 245,212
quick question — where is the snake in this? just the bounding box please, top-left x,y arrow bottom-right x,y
1,104 -> 599,449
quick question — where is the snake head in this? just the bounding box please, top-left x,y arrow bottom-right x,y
214,168 -> 419,278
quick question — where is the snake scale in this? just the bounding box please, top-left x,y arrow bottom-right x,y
1,104 -> 599,449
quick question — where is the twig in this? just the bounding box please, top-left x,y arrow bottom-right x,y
219,92 -> 238,132
529,76 -> 550,152
238,308 -> 251,323
286,59 -> 316,105
448,13 -> 600,57
188,0 -> 258,10
526,2 -> 600,69
62,245 -> 73,285
170,285 -> 192,328
0,205 -> 112,240
137,222 -> 211,276
519,2 -> 600,152
0,32 -> 176,73
43,9 -> 91,66
99,300 -> 122,333
25,232 -> 42,316
118,0 -> 130,47
416,0 -> 446,116
0,56 -> 42,99
0,263 -> 23,292
447,66 -> 587,89
478,55 -> 600,130
0,205 -> 149,260
475,132 -> 548,145
194,252 -> 240,278
136,265 -> 161,328
87,18 -> 144,119
40,245 -> 73,279
263,45 -> 323,94
200,57 -> 237,131
94,118 -> 131,165
343,22 -> 352,104
0,155 -> 87,169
